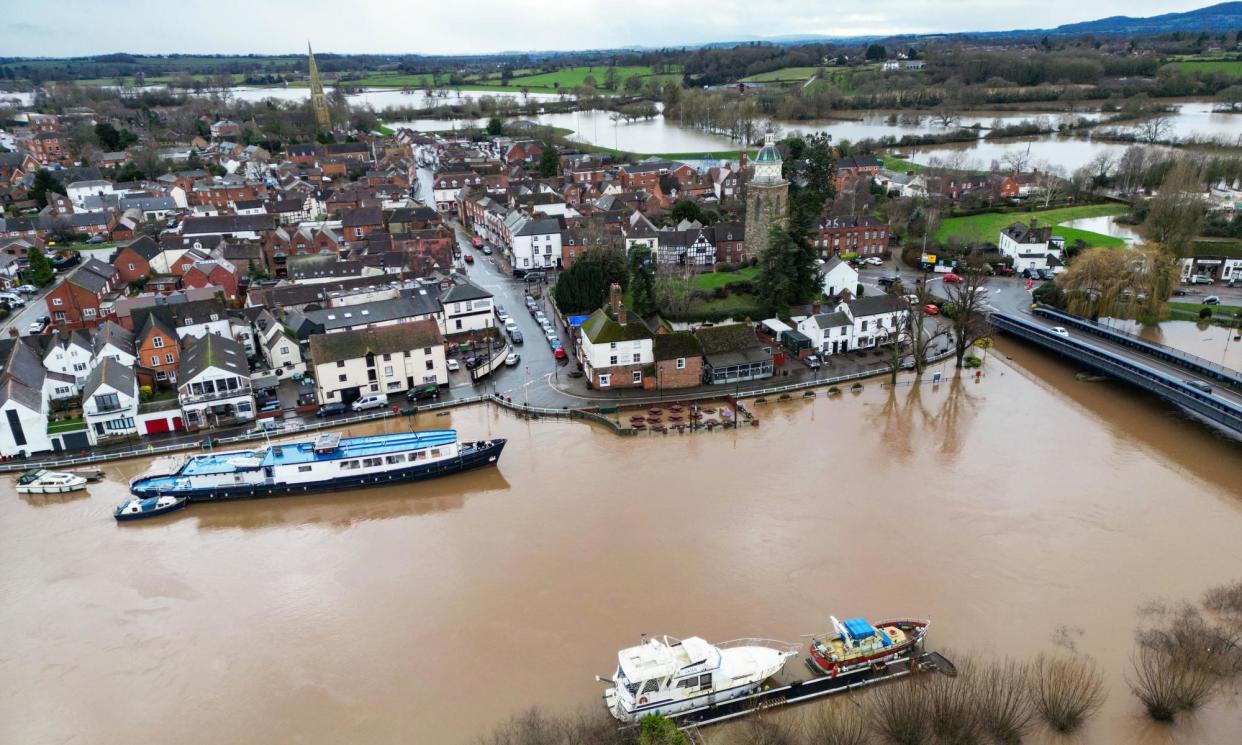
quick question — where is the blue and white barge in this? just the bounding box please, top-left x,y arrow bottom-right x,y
129,430 -> 505,501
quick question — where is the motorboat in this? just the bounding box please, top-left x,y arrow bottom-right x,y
114,495 -> 188,521
598,634 -> 796,722
806,617 -> 930,677
15,469 -> 88,495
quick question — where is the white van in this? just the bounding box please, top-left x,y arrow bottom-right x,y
350,393 -> 389,412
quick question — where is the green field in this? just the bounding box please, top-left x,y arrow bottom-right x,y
1168,301 -> 1241,321
742,67 -> 823,83
340,65 -> 678,93
690,267 -> 760,290
1170,59 -> 1242,77
934,205 -> 1129,247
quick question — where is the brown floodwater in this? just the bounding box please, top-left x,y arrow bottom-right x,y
2,340 -> 1241,745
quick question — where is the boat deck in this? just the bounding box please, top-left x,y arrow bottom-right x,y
258,431 -> 459,467
182,452 -> 260,476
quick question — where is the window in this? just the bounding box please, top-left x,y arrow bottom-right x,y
338,374 -> 347,382
279,346 -> 289,356
150,355 -> 159,366
73,362 -> 87,372
54,311 -> 66,321
609,342 -> 617,350
632,353 -> 641,363
609,355 -> 618,365
52,298 -> 62,306
861,320 -> 868,331
632,370 -> 642,384
676,357 -> 686,370
429,449 -> 441,458
298,465 -> 313,473
94,393 -> 120,411
598,374 -> 611,387
384,366 -> 393,377
385,454 -> 404,464
83,308 -> 96,318
337,361 -> 345,368
412,451 -> 426,461
165,353 -> 174,364
127,263 -> 135,271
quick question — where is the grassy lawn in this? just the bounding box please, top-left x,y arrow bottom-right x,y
1052,226 -> 1127,249
47,417 -> 85,434
684,293 -> 763,320
1192,240 -> 1242,258
1170,60 -> 1242,77
1168,301 -> 1241,321
690,267 -> 759,290
373,122 -> 396,136
742,67 -> 822,83
878,155 -> 929,174
934,204 -> 1129,246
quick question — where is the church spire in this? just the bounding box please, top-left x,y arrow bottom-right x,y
308,42 -> 331,133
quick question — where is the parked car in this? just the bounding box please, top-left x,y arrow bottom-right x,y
14,284 -> 37,295
995,266 -> 1016,277
804,354 -> 822,369
1183,379 -> 1212,394
509,329 -> 524,345
470,236 -> 484,248
406,384 -> 439,402
1189,275 -> 1214,285
447,358 -> 461,372
1050,326 -> 1070,338
553,347 -> 568,361
524,271 -> 546,283
922,304 -> 940,316
1039,269 -> 1056,281
1173,288 -> 1189,296
504,319 -> 519,334
481,245 -> 493,255
942,273 -> 964,284
463,253 -> 475,264
545,330 -> 559,344
316,402 -> 347,417
350,393 -> 389,412
26,318 -> 49,334
505,352 -> 520,367
877,276 -> 899,287
464,355 -> 484,370
525,296 -> 539,310
1203,295 -> 1221,306
534,311 -> 548,324
865,257 -> 884,266
0,293 -> 25,307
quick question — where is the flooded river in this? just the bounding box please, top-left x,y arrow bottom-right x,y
2,340 -> 1241,745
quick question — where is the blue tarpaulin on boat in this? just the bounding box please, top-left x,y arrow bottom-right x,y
843,618 -> 876,642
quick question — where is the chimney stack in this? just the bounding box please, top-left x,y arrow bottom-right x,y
609,283 -> 626,324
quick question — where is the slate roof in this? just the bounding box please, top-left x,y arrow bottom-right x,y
811,311 -> 853,329
178,333 -> 248,382
847,294 -> 905,317
0,340 -> 45,412
131,297 -> 227,333
653,331 -> 702,361
1001,221 -> 1053,245
67,258 -> 117,294
693,324 -> 764,355
114,235 -> 161,261
82,356 -> 135,400
439,278 -> 492,304
304,297 -> 431,332
309,319 -> 443,365
93,320 -> 135,357
180,214 -> 275,236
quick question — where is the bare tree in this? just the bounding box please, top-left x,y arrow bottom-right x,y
1029,654 -> 1105,733
1128,645 -> 1216,722
1145,159 -> 1206,256
1001,145 -> 1032,176
976,659 -> 1035,745
1135,115 -> 1174,144
940,260 -> 992,369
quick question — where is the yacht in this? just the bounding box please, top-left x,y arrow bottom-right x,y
598,635 -> 797,722
15,469 -> 88,494
129,430 -> 505,501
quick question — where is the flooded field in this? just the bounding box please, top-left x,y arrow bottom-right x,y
1,340 -> 1240,745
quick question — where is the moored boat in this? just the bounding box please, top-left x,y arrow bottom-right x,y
114,495 -> 188,521
806,616 -> 929,677
71,468 -> 106,482
128,430 -> 505,502
15,469 -> 88,495
598,634 -> 797,722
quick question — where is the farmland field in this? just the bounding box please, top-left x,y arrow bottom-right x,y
1170,59 -> 1242,77
934,204 -> 1129,247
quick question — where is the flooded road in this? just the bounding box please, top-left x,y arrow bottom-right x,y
2,341 -> 1241,745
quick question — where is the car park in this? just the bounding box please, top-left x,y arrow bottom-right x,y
315,402 -> 347,417
351,393 -> 389,411
505,352 -> 520,367
1050,326 -> 1070,338
1183,379 -> 1212,393
447,358 -> 461,372
406,384 -> 440,402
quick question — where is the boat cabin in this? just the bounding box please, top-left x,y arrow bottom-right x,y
615,636 -> 718,704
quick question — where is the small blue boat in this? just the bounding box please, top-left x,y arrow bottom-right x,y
114,495 -> 187,521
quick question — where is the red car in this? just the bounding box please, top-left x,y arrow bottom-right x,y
463,253 -> 474,264
942,273 -> 964,284
470,236 -> 484,248
923,304 -> 940,315
553,347 -> 568,360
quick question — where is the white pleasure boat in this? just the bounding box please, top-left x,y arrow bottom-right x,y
598,634 -> 797,722
15,469 -> 88,494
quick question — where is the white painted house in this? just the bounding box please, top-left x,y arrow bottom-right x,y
577,286 -> 655,389
66,179 -> 115,208
438,278 -> 494,334
177,333 -> 256,431
0,341 -> 53,458
309,319 -> 447,404
820,256 -> 859,298
41,330 -> 93,392
509,215 -> 563,271
998,220 -> 1065,274
81,357 -> 140,445
799,294 -> 909,355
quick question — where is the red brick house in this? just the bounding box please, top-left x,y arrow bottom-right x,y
112,236 -> 161,285
45,258 -> 120,329
22,132 -> 67,164
182,259 -> 240,299
650,330 -> 703,390
834,155 -> 881,191
813,216 -> 889,258
711,222 -> 746,265
135,312 -> 181,382
340,206 -> 384,240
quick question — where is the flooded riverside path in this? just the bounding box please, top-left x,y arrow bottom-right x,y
2,341 -> 1242,745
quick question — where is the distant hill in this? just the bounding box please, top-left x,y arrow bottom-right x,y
1047,2 -> 1242,36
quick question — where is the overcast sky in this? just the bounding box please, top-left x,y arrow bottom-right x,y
0,0 -> 1215,57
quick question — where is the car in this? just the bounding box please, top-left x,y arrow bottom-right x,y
1039,269 -> 1056,281
504,319 -> 519,333
877,276 -> 899,287
1203,295 -> 1220,306
26,318 -> 49,334
865,257 -> 884,266
1189,275 -> 1214,285
804,354 -> 822,369
316,402 -> 347,417
1173,288 -> 1189,296
1183,379 -> 1212,394
351,394 -> 389,411
553,347 -> 568,361
495,303 -> 507,316
481,245 -> 493,255
406,384 -> 440,402
550,339 -> 563,350
14,284 -> 37,295
496,311 -> 511,325
446,358 -> 461,372
525,296 -> 539,309
534,311 -> 548,324
463,253 -> 474,264
524,271 -> 545,283
995,266 -> 1016,277
505,352 -> 520,367
0,293 -> 25,307
470,236 -> 484,248
545,330 -> 559,344
942,273 -> 964,284
1050,326 -> 1070,338
922,304 -> 940,315
464,355 -> 483,370
509,329 -> 524,344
